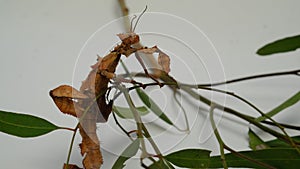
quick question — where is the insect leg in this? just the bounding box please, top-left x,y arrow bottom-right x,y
113,75 -> 146,88
135,52 -> 163,87
100,70 -> 116,79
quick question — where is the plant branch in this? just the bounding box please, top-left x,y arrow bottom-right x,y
174,91 -> 190,132
117,71 -> 300,132
209,104 -> 228,169
261,120 -> 300,130
192,85 -> 299,149
65,123 -> 79,169
112,78 -> 300,132
195,69 -> 300,87
181,86 -> 299,145
112,107 -> 159,166
112,111 -> 132,138
209,104 -> 276,169
118,0 -> 130,32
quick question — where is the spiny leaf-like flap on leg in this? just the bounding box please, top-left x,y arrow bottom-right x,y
157,49 -> 171,74
138,46 -> 171,74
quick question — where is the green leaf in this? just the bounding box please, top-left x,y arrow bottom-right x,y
0,110 -> 60,138
136,88 -> 173,125
256,91 -> 300,122
113,106 -> 149,119
112,139 -> 140,169
248,129 -> 269,150
149,160 -> 174,169
210,148 -> 300,169
266,136 -> 300,148
257,35 -> 300,55
165,149 -> 211,168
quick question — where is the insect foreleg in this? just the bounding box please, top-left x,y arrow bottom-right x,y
135,52 -> 163,87
100,70 -> 116,79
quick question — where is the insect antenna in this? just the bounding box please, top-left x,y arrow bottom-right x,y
132,5 -> 148,32
129,15 -> 137,32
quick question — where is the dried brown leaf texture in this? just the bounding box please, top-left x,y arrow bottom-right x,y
51,85 -> 88,99
50,75 -> 104,168
51,52 -> 121,168
139,46 -> 171,74
78,107 -> 103,169
49,85 -> 86,117
50,32 -> 146,169
157,50 -> 171,74
80,56 -> 102,94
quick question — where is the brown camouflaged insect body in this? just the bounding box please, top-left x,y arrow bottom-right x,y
50,33 -> 141,169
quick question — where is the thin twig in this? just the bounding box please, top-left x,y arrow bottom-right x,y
65,123 -> 79,169
194,69 -> 300,87
112,78 -> 300,132
181,86 -> 299,145
192,84 -> 299,150
209,104 -> 276,169
118,71 -> 300,132
174,91 -> 190,132
112,108 -> 159,165
261,120 -> 300,130
112,111 -> 132,138
118,0 -> 130,32
209,104 -> 228,169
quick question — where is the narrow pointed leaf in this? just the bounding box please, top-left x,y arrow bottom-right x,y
113,106 -> 149,119
248,129 -> 269,150
165,149 -> 211,168
136,88 -> 173,125
266,136 -> 300,148
256,91 -> 300,122
112,139 -> 140,169
210,148 -> 300,169
0,110 -> 60,137
257,35 -> 300,55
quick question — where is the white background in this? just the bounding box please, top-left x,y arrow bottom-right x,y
0,0 -> 299,169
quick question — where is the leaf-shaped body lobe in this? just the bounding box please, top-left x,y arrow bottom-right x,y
80,57 -> 102,94
51,97 -> 78,117
138,46 -> 171,73
158,50 -> 171,74
49,85 -> 86,117
79,113 -> 103,169
51,85 -> 88,99
99,53 -> 121,72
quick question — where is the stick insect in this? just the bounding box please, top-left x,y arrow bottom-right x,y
50,6 -> 172,169
92,6 -> 170,122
